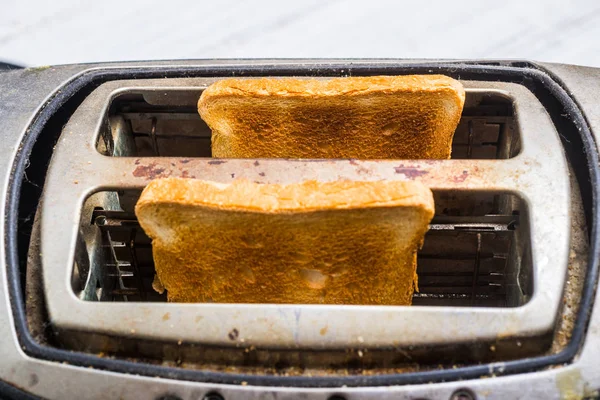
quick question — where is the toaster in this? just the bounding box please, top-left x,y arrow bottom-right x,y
0,59 -> 598,400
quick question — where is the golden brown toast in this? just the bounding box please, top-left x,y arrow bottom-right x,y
198,75 -> 465,159
135,178 -> 434,305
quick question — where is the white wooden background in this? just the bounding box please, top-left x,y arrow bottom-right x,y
1,0 -> 600,67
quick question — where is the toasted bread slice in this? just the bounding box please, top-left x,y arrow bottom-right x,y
135,178 -> 434,305
198,75 -> 465,159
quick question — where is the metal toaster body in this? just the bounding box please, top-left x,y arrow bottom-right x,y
0,60 -> 599,400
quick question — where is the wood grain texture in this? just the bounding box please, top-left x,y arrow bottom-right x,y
1,0 -> 600,67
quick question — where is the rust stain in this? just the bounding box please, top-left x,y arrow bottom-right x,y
228,328 -> 240,341
394,164 -> 429,179
320,326 -> 328,336
132,162 -> 168,179
356,166 -> 371,175
452,170 -> 469,183
28,373 -> 39,388
162,312 -> 170,321
208,160 -> 227,165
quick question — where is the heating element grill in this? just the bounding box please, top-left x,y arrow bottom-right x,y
100,90 -> 518,160
88,208 -> 517,307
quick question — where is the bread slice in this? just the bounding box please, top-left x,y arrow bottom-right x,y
135,178 -> 434,305
198,75 -> 465,159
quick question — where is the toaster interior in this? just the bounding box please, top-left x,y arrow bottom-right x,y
81,87 -> 526,307
76,190 -> 526,308
97,89 -> 520,160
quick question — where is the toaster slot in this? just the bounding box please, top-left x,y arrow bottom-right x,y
75,190 -> 526,307
97,89 -> 519,160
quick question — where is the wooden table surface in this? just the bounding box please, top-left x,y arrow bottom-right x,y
1,0 -> 600,67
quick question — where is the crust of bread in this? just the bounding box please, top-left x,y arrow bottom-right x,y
198,75 -> 465,159
135,178 -> 434,305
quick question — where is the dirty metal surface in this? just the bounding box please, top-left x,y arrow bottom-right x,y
0,60 -> 595,400
36,77 -> 571,350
